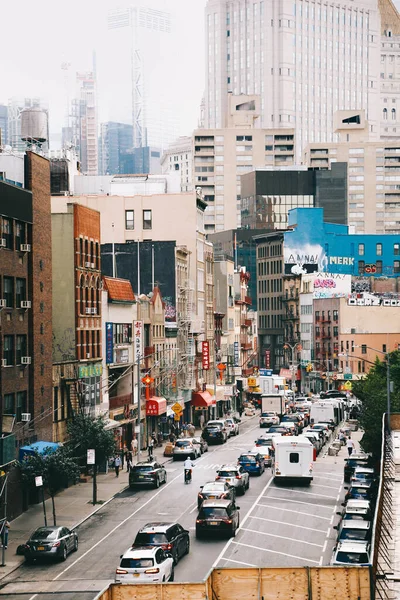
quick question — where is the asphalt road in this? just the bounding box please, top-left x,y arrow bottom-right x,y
0,417 -> 345,599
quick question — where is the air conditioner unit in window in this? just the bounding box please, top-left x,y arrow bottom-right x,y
21,413 -> 31,422
20,244 -> 31,252
85,262 -> 92,268
0,239 -> 6,248
91,262 -> 95,269
91,307 -> 97,314
21,301 -> 31,309
85,307 -> 92,314
22,356 -> 31,365
1,359 -> 7,367
86,353 -> 90,359
0,299 -> 6,309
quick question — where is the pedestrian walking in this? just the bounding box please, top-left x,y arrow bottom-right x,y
199,413 -> 205,430
114,455 -> 122,477
188,422 -> 195,437
169,431 -> 176,444
131,436 -> 138,457
148,437 -> 154,460
346,436 -> 355,456
1,520 -> 10,549
126,451 -> 132,472
182,422 -> 188,437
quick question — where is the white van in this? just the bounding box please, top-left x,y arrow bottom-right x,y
271,436 -> 314,485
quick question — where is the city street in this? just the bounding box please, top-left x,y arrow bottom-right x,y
0,417 -> 346,599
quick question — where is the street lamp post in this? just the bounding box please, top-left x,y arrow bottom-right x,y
283,343 -> 302,392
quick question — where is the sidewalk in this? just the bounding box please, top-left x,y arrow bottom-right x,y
0,440 -> 170,581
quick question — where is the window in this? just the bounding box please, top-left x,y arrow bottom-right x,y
15,221 -> 26,250
125,210 -> 134,230
16,335 -> 27,364
289,452 -> 299,463
3,393 -> 14,414
16,391 -> 27,422
315,311 -> 320,322
376,260 -> 382,274
361,344 -> 367,354
394,243 -> 400,255
16,278 -> 26,308
333,310 -> 338,322
2,218 -> 13,249
358,261 -> 365,274
376,243 -> 382,256
143,210 -> 152,230
358,243 -> 365,256
394,260 -> 400,273
383,344 -> 387,353
3,335 -> 14,365
3,277 -> 13,307
113,323 -> 132,345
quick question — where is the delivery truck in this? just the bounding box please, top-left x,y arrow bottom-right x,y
260,375 -> 286,396
261,394 -> 285,416
271,436 -> 315,485
310,400 -> 344,425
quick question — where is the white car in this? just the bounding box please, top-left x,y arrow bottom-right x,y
115,546 -> 174,583
259,412 -> 280,428
172,439 -> 201,460
251,445 -> 272,466
331,541 -> 370,566
207,419 -> 232,437
224,417 -> 239,436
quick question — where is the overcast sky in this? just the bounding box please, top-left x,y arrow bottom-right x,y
1,0 -> 206,145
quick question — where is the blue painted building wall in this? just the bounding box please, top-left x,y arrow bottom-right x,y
284,208 -> 400,277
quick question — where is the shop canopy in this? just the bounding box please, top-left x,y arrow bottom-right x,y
146,397 -> 167,416
191,390 -> 215,408
19,441 -> 61,462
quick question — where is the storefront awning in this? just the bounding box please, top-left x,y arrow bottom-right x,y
104,418 -> 121,431
146,397 -> 167,416
191,391 -> 215,408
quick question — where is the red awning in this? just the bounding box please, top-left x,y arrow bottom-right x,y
146,397 -> 167,416
191,391 -> 215,408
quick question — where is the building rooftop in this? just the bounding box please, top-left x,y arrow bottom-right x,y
379,0 -> 400,34
103,277 -> 135,303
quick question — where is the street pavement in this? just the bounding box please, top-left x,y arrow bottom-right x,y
0,417 -> 361,599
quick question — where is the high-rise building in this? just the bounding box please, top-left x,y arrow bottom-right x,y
204,0 -> 381,158
161,137 -> 193,192
7,98 -> 49,153
379,0 -> 400,140
99,122 -> 133,175
0,105 -> 8,146
106,4 -> 177,150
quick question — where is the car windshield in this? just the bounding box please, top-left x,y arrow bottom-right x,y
262,412 -> 274,417
203,483 -> 226,492
134,533 -> 168,544
208,422 -> 223,428
175,440 -> 191,447
31,528 -> 59,540
255,439 -> 270,446
218,470 -> 237,477
120,558 -> 154,568
336,551 -> 369,564
199,507 -> 229,519
282,416 -> 298,422
240,455 -> 257,463
133,465 -> 154,472
340,529 -> 368,541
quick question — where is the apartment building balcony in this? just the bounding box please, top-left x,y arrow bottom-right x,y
244,318 -> 252,327
322,334 -> 332,340
241,342 -> 253,351
282,313 -> 299,321
194,146 -> 215,155
320,318 -> 331,324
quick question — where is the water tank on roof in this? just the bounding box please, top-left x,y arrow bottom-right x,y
21,107 -> 48,144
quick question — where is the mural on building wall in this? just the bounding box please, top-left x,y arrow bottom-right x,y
284,242 -> 328,275
53,328 -> 75,362
312,273 -> 352,299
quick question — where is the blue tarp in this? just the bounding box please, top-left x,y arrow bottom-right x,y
19,441 -> 60,462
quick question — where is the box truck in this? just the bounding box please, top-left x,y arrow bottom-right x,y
260,376 -> 286,396
272,436 -> 315,485
310,401 -> 343,425
261,394 -> 285,416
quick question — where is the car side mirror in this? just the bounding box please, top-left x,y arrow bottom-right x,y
200,486 -> 203,489
236,506 -> 241,510
344,487 -> 349,490
120,554 -> 123,559
341,502 -> 346,507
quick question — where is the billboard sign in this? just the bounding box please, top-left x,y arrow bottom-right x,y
312,273 -> 351,299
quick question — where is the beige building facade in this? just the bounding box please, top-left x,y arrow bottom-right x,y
161,136 -> 193,192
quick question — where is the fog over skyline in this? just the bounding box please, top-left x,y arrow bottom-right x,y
1,0 -> 206,147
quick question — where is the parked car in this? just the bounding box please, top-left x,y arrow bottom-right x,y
343,482 -> 377,503
351,467 -> 376,485
129,461 -> 167,489
334,519 -> 371,543
132,522 -> 190,565
331,541 -> 371,566
196,499 -> 240,538
304,427 -> 325,445
251,445 -> 272,466
192,436 -> 208,454
338,500 -> 373,521
23,526 -> 78,563
310,423 -> 330,442
225,417 -> 239,436
259,412 -> 280,428
173,439 -> 201,461
198,481 -> 236,508
202,424 -> 227,445
115,546 -> 174,583
281,414 -> 304,432
237,452 -> 265,476
344,453 -> 373,483
268,425 -> 292,436
303,431 -> 323,453
216,464 -> 249,495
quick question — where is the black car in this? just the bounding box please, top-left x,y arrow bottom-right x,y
268,426 -> 292,436
129,461 -> 167,489
321,390 -> 347,399
196,499 -> 240,538
24,526 -> 78,563
132,522 -> 190,565
202,424 -> 226,444
344,454 -> 373,483
198,481 -> 236,508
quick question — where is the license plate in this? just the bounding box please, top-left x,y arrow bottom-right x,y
209,495 -> 215,499
37,546 -> 45,551
138,475 -> 144,479
133,573 -> 140,578
245,463 -> 250,467
209,521 -> 218,526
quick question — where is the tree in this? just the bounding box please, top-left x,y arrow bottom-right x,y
352,350 -> 400,458
19,446 -> 80,525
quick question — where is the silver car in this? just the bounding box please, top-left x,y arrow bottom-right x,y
173,439 -> 201,460
216,464 -> 249,495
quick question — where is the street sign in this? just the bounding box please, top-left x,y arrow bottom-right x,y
35,476 -> 43,487
171,402 -> 183,415
174,414 -> 181,421
344,373 -> 353,380
87,449 -> 95,465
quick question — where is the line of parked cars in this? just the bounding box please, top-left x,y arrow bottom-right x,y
331,452 -> 377,566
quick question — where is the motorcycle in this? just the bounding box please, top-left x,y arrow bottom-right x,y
184,468 -> 192,484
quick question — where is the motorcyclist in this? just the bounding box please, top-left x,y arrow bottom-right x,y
184,457 -> 194,482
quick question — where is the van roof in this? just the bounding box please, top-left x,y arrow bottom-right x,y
272,435 -> 313,447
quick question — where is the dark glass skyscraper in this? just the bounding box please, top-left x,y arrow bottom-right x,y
99,122 -> 133,175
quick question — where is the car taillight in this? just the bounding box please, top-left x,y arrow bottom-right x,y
52,541 -> 61,547
161,543 -> 173,550
215,475 -> 220,480
222,519 -> 232,524
116,568 -> 128,574
236,474 -> 242,479
196,519 -> 204,524
145,568 -> 160,574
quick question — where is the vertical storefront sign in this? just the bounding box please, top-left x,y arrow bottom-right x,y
234,341 -> 239,367
202,341 -> 210,370
265,350 -> 271,368
105,322 -> 113,364
134,321 -> 143,362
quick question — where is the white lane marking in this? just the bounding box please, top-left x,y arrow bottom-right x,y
250,516 -> 326,534
253,504 -> 330,521
269,488 -> 336,500
259,497 -> 332,509
322,540 -> 328,554
53,416 -> 259,582
28,596 -> 38,600
313,474 -> 344,481
190,504 -> 199,514
241,527 -> 324,548
231,541 -> 319,565
223,558 -> 257,568
330,515 -> 334,525
211,475 -> 274,570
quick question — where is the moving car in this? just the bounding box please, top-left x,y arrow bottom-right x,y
304,427 -> 325,445
331,541 -> 371,566
237,452 -> 265,476
23,526 -> 78,563
281,414 -> 304,432
207,419 -> 232,437
344,453 -> 373,483
251,445 -> 272,466
310,424 -> 330,442
335,519 -> 371,543
196,499 -> 240,539
279,421 -> 298,436
198,481 -> 236,508
202,424 -> 227,445
259,412 -> 280,428
268,425 -> 292,436
254,433 -> 282,448
132,522 -> 190,565
216,464 -> 249,495
115,546 -> 174,583
225,417 -> 239,436
191,436 -> 209,454
173,439 -> 201,460
129,461 -> 167,489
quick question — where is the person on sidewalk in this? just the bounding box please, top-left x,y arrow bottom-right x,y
199,413 -> 205,430
131,437 -> 138,457
1,520 -> 10,549
114,455 -> 122,477
125,451 -> 132,472
148,437 -> 154,460
346,436 -> 355,456
188,422 -> 195,437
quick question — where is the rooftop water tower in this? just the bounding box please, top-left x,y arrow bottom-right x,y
20,107 -> 48,150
